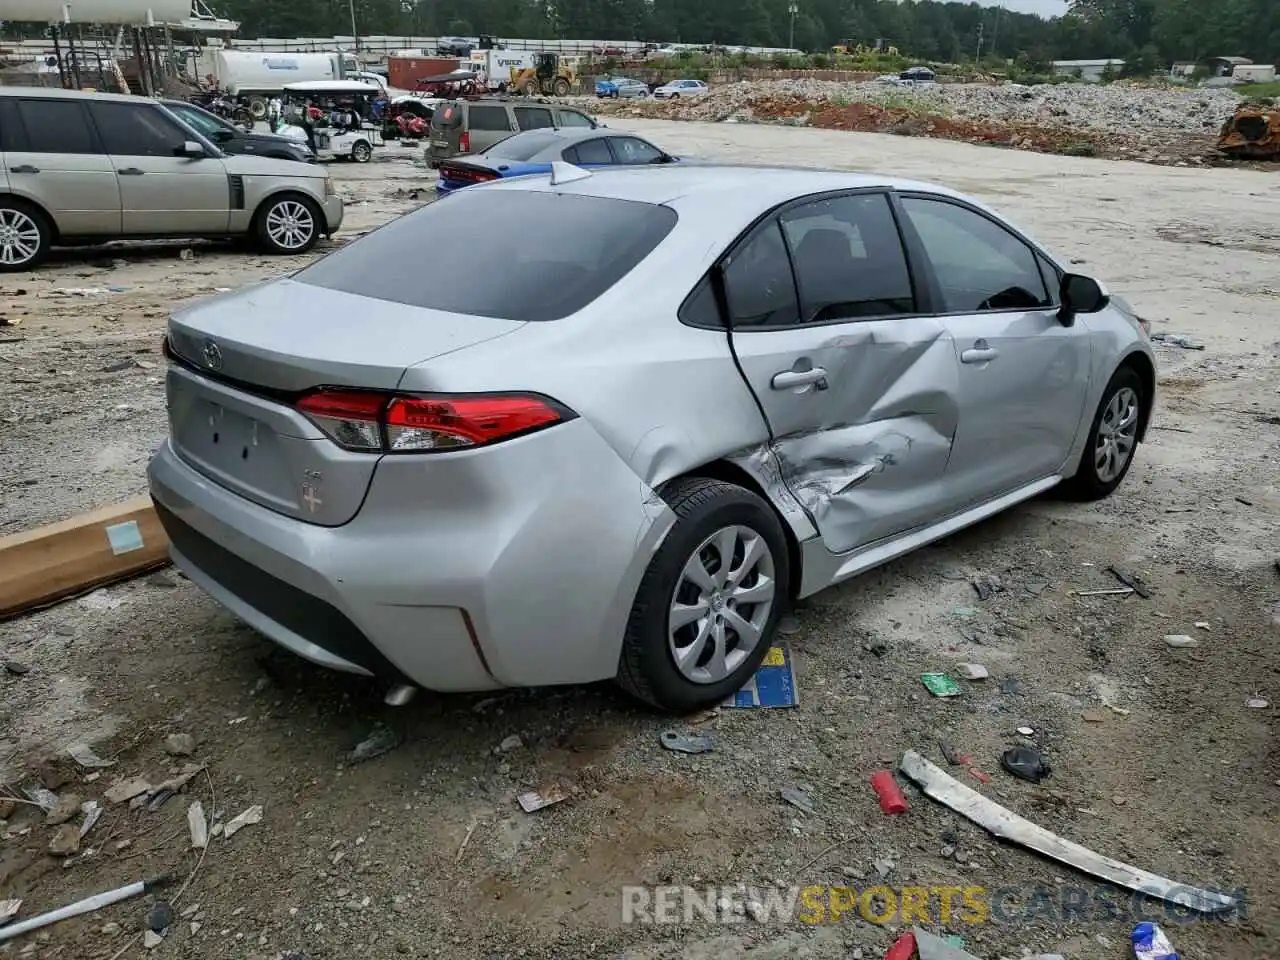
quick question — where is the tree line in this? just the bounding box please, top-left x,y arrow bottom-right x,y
180,0 -> 1280,70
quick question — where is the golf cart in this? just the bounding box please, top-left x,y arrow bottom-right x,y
279,80 -> 386,163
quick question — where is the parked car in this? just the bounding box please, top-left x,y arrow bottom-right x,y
654,79 -> 709,99
424,96 -> 599,167
595,77 -> 650,99
148,164 -> 1155,713
162,99 -> 315,164
0,87 -> 342,270
436,36 -> 473,57
436,127 -> 677,193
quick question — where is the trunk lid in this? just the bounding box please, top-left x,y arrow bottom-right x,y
165,279 -> 524,525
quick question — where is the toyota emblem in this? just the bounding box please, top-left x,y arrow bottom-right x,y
202,339 -> 223,371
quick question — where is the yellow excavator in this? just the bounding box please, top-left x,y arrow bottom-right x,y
510,52 -> 575,97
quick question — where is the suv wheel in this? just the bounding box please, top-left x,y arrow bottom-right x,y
255,194 -> 322,255
0,199 -> 51,272
616,477 -> 790,713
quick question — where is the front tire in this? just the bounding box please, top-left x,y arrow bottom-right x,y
351,139 -> 372,163
1060,365 -> 1144,500
0,198 -> 51,272
255,194 -> 322,255
617,477 -> 790,713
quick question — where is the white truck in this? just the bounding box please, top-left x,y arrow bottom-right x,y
468,48 -> 534,92
198,50 -> 361,120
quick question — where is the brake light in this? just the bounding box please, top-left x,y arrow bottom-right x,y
459,130 -> 471,152
161,334 -> 173,360
296,390 -> 569,453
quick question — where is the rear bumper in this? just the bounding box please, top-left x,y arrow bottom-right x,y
147,420 -> 673,693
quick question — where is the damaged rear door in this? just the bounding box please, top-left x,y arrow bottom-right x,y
722,190 -> 962,555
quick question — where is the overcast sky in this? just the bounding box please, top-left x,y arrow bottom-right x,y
996,0 -> 1070,16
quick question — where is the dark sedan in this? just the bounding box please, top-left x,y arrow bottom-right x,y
163,100 -> 315,164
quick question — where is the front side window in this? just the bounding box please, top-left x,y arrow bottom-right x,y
900,196 -> 1051,313
608,136 -> 663,165
90,103 -> 188,157
467,105 -> 510,131
15,99 -> 96,154
515,107 -> 554,131
169,105 -> 225,139
779,193 -> 915,322
721,221 -> 800,328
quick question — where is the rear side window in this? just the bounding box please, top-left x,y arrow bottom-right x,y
467,105 -> 510,131
564,138 -> 612,165
0,99 -> 21,151
557,109 -> 594,128
515,107 -> 553,131
15,99 -> 96,154
296,190 -> 678,323
722,221 -> 800,328
90,102 -> 188,156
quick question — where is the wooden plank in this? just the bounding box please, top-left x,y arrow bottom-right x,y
0,497 -> 170,619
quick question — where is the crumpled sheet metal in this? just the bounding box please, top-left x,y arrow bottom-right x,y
1217,105 -> 1280,160
770,331 -> 958,555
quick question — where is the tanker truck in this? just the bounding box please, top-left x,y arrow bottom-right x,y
194,50 -> 360,120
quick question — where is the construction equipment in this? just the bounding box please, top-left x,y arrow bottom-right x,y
510,52 -> 574,97
1217,102 -> 1280,160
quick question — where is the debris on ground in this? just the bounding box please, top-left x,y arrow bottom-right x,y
3,660 -> 30,676
956,662 -> 989,681
780,786 -> 816,814
658,730 -> 715,754
48,824 -> 80,857
0,899 -> 20,926
722,645 -> 798,708
972,575 -> 1003,600
883,930 -> 917,960
143,929 -> 164,948
1163,634 -> 1200,648
78,800 -> 101,838
495,734 -> 523,753
164,733 -> 195,757
147,900 -> 173,933
0,876 -> 164,944
1132,921 -> 1179,960
187,800 -> 208,849
1246,696 -> 1269,709
66,743 -> 114,769
899,750 -> 1239,914
517,783 -> 569,813
921,673 -> 962,698
223,804 -> 263,839
1107,566 -> 1152,598
915,926 -> 982,959
1150,332 -> 1206,350
349,724 -> 401,764
44,792 -> 81,826
1001,747 -> 1052,783
870,770 -> 908,815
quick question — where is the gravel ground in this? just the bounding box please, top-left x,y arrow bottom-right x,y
1,126 -> 1278,960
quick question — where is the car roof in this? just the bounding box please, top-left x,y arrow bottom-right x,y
0,86 -> 153,104
480,163 -> 971,210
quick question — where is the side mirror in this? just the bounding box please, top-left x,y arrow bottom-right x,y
1058,272 -> 1108,326
178,140 -> 207,158
212,128 -> 235,142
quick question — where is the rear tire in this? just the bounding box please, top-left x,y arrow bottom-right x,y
523,78 -> 539,96
247,96 -> 268,120
350,139 -> 372,163
0,197 -> 52,272
1060,365 -> 1144,501
616,477 -> 790,713
552,77 -> 570,97
254,193 -> 322,255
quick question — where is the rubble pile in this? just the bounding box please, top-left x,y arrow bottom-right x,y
588,80 -> 1246,161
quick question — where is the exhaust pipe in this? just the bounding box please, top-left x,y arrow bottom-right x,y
383,683 -> 418,707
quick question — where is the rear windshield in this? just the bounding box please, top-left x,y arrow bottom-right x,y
296,190 -> 677,322
483,132 -> 559,161
430,103 -> 461,129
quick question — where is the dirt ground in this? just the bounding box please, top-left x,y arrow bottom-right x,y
1,122 -> 1278,960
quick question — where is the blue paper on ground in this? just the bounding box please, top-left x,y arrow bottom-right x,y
723,645 -> 798,708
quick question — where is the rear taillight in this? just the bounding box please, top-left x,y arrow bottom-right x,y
296,390 -> 570,453
441,164 -> 497,185
161,334 -> 173,360
459,130 -> 471,152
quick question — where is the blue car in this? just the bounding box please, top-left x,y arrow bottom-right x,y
595,77 -> 650,99
436,128 -> 680,194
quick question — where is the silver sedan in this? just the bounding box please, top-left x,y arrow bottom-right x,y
148,165 -> 1156,713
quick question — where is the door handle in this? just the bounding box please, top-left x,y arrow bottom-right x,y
961,346 -> 999,364
9,164 -> 39,174
771,367 -> 828,390
117,167 -> 145,176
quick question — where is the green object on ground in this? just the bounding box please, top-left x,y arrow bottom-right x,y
921,673 -> 962,697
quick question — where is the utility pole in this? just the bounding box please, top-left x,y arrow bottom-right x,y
348,0 -> 359,54
788,1 -> 799,50
975,21 -> 983,64
991,1 -> 1003,61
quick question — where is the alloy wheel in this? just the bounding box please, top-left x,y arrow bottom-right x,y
668,524 -> 776,684
1095,386 -> 1139,483
0,208 -> 41,266
264,201 -> 315,251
